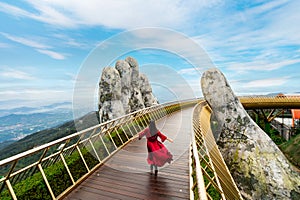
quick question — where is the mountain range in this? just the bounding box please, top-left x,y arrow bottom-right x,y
0,102 -> 72,117
0,110 -> 99,162
0,102 -> 73,144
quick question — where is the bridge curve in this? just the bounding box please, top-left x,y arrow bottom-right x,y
0,96 -> 299,200
65,107 -> 193,200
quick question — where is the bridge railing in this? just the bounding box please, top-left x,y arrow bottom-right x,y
0,99 -> 199,200
190,101 -> 242,200
239,95 -> 300,109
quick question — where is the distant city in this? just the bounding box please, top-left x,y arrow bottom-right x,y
0,102 -> 73,144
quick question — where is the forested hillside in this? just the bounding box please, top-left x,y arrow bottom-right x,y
0,111 -> 99,161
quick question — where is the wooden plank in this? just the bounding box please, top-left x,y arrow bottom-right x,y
65,107 -> 193,200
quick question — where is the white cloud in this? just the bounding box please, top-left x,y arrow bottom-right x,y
29,0 -> 186,28
0,42 -> 10,48
52,34 -> 88,49
64,72 -> 77,81
243,77 -> 289,88
0,32 -> 68,60
193,1 -> 300,50
0,0 -> 223,29
228,59 -> 300,72
0,2 -> 32,17
0,68 -> 35,80
127,28 -> 214,70
37,49 -> 66,60
0,89 -> 72,107
0,1 -> 75,28
262,1 -> 300,43
1,32 -> 51,49
52,33 -> 92,50
242,0 -> 289,17
178,67 -> 205,75
191,0 -> 300,88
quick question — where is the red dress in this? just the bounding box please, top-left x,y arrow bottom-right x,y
139,128 -> 173,167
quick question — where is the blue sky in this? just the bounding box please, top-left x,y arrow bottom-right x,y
0,0 -> 300,110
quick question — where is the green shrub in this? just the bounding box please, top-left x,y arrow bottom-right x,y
0,148 -> 99,199
279,133 -> 300,168
269,129 -> 285,145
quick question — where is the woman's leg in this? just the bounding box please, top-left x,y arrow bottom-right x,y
154,165 -> 158,176
150,164 -> 154,174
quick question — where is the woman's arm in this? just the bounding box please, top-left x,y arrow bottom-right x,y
157,131 -> 173,143
138,128 -> 148,140
166,137 -> 174,143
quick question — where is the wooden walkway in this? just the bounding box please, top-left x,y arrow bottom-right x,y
65,107 -> 193,200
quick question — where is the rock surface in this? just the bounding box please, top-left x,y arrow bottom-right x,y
98,67 -> 124,122
98,57 -> 158,123
201,68 -> 300,200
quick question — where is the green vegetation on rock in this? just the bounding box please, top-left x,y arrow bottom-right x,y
279,131 -> 300,168
249,110 -> 300,169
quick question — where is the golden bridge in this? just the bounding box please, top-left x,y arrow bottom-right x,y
0,96 -> 299,200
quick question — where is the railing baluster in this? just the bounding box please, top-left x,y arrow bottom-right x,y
99,134 -> 110,156
139,112 -> 149,129
107,129 -> 117,150
158,105 -> 165,117
38,164 -> 56,199
10,174 -> 17,186
5,180 -> 17,200
29,165 -> 39,179
60,154 -> 75,184
138,110 -> 148,128
130,116 -> 140,135
114,126 -> 124,145
144,108 -> 152,122
191,124 -> 208,200
152,108 -> 159,120
89,139 -> 101,163
116,118 -> 129,141
0,160 -> 18,197
55,140 -> 76,185
76,146 -> 90,172
18,167 -> 30,183
121,125 -> 130,141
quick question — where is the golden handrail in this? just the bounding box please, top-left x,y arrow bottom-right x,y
190,101 -> 243,200
0,99 -> 199,200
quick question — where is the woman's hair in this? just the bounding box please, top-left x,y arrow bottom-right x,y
149,120 -> 158,136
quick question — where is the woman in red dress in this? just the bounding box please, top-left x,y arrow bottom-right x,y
138,120 -> 173,176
